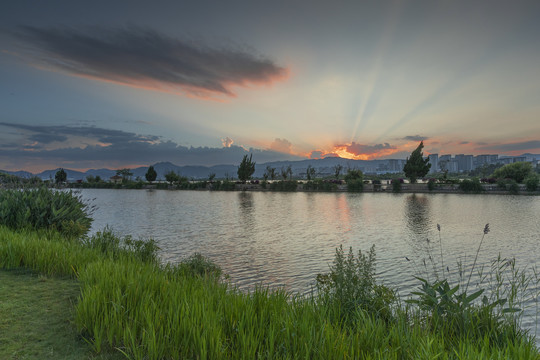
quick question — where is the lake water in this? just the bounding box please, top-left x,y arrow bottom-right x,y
80,189 -> 540,336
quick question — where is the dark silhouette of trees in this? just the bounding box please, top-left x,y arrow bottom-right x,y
55,168 -> 67,184
403,141 -> 431,183
237,154 -> 256,182
145,166 -> 157,183
116,168 -> 133,182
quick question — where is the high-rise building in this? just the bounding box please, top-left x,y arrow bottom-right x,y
455,154 -> 473,172
428,154 -> 439,173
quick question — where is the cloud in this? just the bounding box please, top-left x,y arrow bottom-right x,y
342,142 -> 396,156
474,140 -> 540,153
309,150 -> 324,159
13,25 -> 288,99
0,123 -> 305,171
221,137 -> 234,148
401,135 -> 429,142
269,138 -> 292,153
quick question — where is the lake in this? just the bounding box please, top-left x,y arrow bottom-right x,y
80,189 -> 540,336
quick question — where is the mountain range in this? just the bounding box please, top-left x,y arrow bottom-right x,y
2,157 -> 390,181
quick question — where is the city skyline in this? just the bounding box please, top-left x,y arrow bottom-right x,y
1,0 -> 539,172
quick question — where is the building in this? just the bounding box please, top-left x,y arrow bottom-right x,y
474,154 -> 498,166
455,154 -> 474,172
428,154 -> 439,173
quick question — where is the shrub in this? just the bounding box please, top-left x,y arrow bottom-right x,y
303,180 -> 336,191
427,178 -> 436,191
391,178 -> 402,193
0,187 -> 92,237
174,253 -> 223,279
269,180 -> 298,191
346,179 -> 363,192
458,178 -> 484,193
492,162 -> 533,183
524,174 -> 539,192
507,180 -> 520,194
316,245 -> 395,324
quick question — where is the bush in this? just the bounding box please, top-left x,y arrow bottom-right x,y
524,174 -> 539,192
507,180 -> 520,194
269,180 -> 298,191
173,253 -> 223,279
303,180 -> 336,191
316,245 -> 395,324
427,178 -> 436,191
391,178 -> 402,193
459,178 -> 484,193
492,162 -> 533,183
0,187 -> 92,237
346,179 -> 363,192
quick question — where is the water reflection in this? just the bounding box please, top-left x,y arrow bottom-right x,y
404,194 -> 432,240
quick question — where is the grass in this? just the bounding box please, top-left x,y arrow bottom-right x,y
1,226 -> 539,359
0,268 -> 122,360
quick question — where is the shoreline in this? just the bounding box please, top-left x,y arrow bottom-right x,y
64,182 -> 540,195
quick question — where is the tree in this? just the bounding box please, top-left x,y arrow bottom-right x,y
306,165 -> 316,181
237,154 -> 256,182
265,165 -> 276,181
145,166 -> 157,183
116,168 -> 133,182
55,168 -> 67,184
403,141 -> 431,183
333,164 -> 343,179
281,165 -> 292,180
492,162 -> 532,183
164,171 -> 180,184
208,173 -> 216,182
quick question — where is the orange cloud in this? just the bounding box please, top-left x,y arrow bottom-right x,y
330,142 -> 400,160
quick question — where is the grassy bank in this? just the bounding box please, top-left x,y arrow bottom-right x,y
0,187 -> 539,359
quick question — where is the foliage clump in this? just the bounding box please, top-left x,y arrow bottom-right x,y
316,245 -> 395,324
403,141 -> 431,183
459,178 -> 484,193
344,169 -> 363,192
524,173 -> 539,192
492,162 -> 533,183
0,187 -> 92,237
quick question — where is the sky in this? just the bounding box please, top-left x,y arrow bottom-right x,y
1,0 -> 539,172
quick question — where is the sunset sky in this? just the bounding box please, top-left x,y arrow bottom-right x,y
1,0 -> 539,172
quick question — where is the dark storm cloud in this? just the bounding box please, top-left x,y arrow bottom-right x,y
401,135 -> 428,142
0,123 -> 304,169
0,122 -> 159,145
475,140 -> 540,153
13,25 -> 287,97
